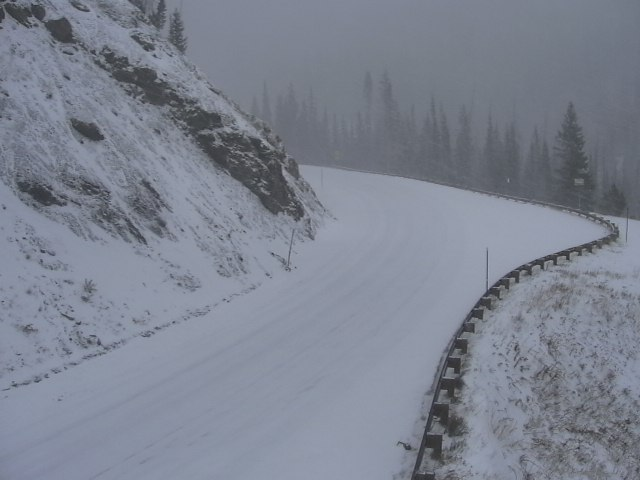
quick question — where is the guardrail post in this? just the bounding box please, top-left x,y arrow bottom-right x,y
441,376 -> 457,397
509,270 -> 521,283
413,472 -> 435,480
447,356 -> 462,374
425,433 -> 443,458
478,296 -> 494,309
433,402 -> 450,424
454,337 -> 468,354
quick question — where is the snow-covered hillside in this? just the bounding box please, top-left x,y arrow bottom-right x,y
0,0 -> 324,384
435,219 -> 640,479
0,168 -> 608,480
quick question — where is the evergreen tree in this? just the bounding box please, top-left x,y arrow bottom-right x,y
363,71 -> 373,130
424,96 -> 441,176
149,0 -> 167,30
129,0 -> 146,12
361,72 -> 374,164
539,138 -> 552,201
438,105 -> 452,180
484,114 -> 504,191
454,105 -> 474,185
502,120 -> 521,194
378,71 -> 401,170
168,8 -> 187,53
523,127 -> 542,198
600,183 -> 627,215
250,96 -> 260,118
554,102 -> 592,209
261,82 -> 272,124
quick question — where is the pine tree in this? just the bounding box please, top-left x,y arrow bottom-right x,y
523,127 -> 542,198
250,96 -> 260,118
484,114 -> 503,192
539,138 -> 552,201
261,82 -> 272,124
502,120 -> 521,195
439,105 -> 452,180
424,96 -> 441,175
454,105 -> 474,186
129,0 -> 145,12
149,0 -> 167,30
363,71 -> 373,130
168,8 -> 187,53
600,183 -> 627,215
378,71 -> 401,170
554,102 -> 592,209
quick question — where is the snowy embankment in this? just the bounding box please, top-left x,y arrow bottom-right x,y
0,0 -> 323,386
0,168 -> 607,480
434,218 -> 640,480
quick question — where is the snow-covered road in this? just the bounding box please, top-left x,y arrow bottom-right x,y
0,168 -> 607,480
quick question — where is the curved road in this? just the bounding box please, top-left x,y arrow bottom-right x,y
0,168 -> 606,480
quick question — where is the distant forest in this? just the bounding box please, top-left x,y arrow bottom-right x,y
251,72 -> 637,218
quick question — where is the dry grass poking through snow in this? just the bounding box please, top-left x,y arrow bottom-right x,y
435,242 -> 640,480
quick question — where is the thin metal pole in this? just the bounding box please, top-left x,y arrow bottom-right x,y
286,229 -> 295,270
485,248 -> 489,291
626,207 -> 629,243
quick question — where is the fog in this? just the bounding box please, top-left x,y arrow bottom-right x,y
169,0 -> 638,130
163,0 -> 639,214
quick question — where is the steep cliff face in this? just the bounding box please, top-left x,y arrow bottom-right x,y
0,0 -> 322,239
0,0 -> 326,386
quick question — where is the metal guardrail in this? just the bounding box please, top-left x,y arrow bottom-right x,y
409,203 -> 618,480
302,164 -> 619,479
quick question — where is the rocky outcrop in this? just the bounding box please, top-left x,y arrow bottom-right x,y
70,119 -> 105,141
97,47 -> 306,219
130,32 -> 155,52
30,4 -> 45,21
45,17 -> 74,43
1,0 -> 323,252
99,48 -> 177,106
5,4 -> 33,27
17,180 -> 67,207
70,1 -> 90,13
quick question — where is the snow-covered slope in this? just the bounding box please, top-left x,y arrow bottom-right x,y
0,168 -> 608,480
436,219 -> 640,479
0,0 -> 324,384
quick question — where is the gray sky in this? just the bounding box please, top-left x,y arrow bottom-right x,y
168,0 -> 639,137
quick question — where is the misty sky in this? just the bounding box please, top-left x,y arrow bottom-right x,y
167,0 -> 639,138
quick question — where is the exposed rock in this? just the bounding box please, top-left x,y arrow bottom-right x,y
30,4 -> 45,21
174,101 -> 223,134
131,32 -> 155,52
0,7 -> 5,25
70,1 -> 90,12
45,17 -> 74,43
17,181 -> 67,207
197,131 -> 304,219
97,48 -> 308,219
100,48 -> 177,105
60,174 -> 110,199
93,203 -> 147,244
70,118 -> 105,141
129,179 -> 171,238
5,4 -> 33,27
